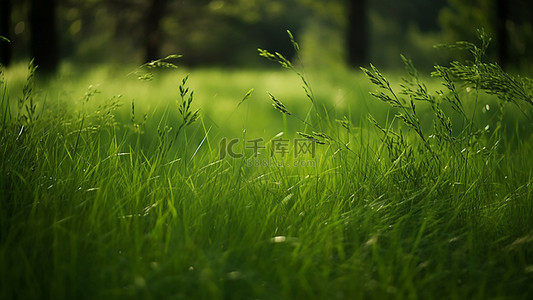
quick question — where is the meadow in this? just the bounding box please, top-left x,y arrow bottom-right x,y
1,34 -> 533,299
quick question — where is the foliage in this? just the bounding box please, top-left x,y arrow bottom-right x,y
129,54 -> 182,81
361,29 -> 533,186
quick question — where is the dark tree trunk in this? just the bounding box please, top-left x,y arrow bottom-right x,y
346,0 -> 368,67
496,0 -> 509,69
1,0 -> 11,66
144,0 -> 167,62
30,0 -> 58,73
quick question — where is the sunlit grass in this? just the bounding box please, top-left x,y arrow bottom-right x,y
1,57 -> 533,300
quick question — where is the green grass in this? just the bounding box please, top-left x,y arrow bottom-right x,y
1,41 -> 533,300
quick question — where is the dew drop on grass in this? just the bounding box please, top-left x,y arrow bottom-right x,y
365,236 -> 378,247
226,271 -> 243,280
271,236 -> 286,243
271,236 -> 299,246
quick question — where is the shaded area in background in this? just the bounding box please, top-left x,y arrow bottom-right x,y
0,0 -> 532,72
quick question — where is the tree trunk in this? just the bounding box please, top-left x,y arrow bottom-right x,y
346,0 -> 368,67
30,0 -> 58,73
0,0 -> 11,66
496,0 -> 508,69
144,0 -> 167,62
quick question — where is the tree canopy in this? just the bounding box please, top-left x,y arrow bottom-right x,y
1,0 -> 532,70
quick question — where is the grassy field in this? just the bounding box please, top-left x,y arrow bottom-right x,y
1,42 -> 533,300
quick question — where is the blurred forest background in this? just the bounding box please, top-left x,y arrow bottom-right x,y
1,0 -> 532,73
